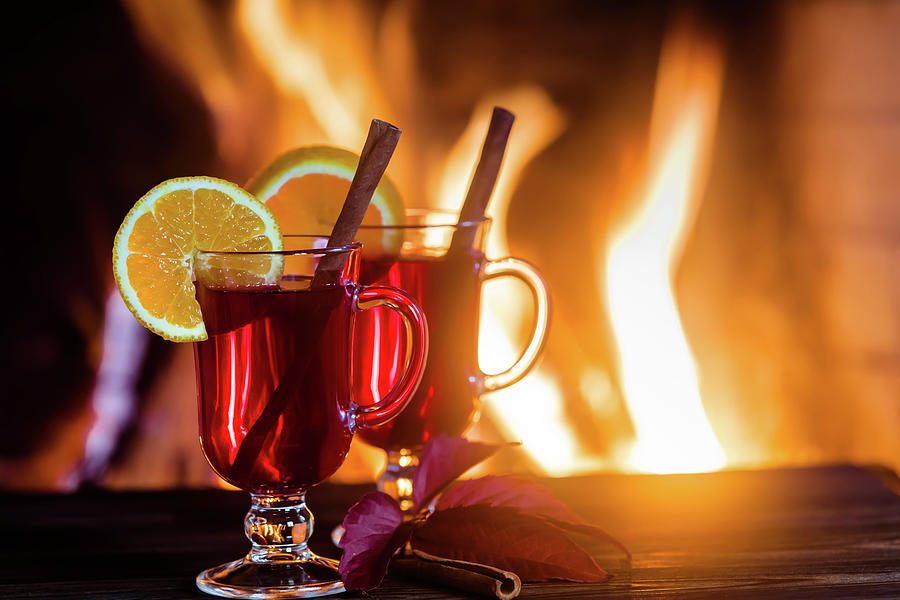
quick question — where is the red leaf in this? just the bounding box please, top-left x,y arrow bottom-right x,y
410,505 -> 609,583
438,474 -> 576,516
543,518 -> 631,560
338,491 -> 415,591
438,475 -> 630,558
412,435 -> 507,510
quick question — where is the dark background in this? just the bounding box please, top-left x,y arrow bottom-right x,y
0,1 -> 214,460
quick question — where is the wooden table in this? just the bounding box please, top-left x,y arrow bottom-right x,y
1,465 -> 898,599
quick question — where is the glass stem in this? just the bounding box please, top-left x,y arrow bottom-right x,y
377,449 -> 419,514
245,492 -> 313,563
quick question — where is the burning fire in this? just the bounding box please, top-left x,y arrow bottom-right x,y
605,17 -> 726,474
122,0 -> 729,479
432,90 -> 595,475
125,0 -> 584,476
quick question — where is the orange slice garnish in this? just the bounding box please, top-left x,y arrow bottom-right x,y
112,176 -> 282,342
247,145 -> 404,255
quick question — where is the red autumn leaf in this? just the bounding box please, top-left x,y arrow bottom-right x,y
437,474 -> 630,558
338,491 -> 417,591
410,505 -> 610,583
412,435 -> 507,510
438,474 -> 576,515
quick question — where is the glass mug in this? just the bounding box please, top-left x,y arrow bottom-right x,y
192,237 -> 428,598
352,209 -> 551,511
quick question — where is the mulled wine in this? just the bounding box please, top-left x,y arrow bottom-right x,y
191,239 -> 428,597
194,279 -> 355,493
354,253 -> 483,450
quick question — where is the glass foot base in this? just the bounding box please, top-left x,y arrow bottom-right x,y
196,554 -> 345,599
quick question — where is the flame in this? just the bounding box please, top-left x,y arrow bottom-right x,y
235,0 -> 424,200
431,90 -> 592,475
605,18 -> 726,474
237,0 -> 382,148
238,1 -> 582,474
95,3 -> 900,482
123,0 -> 582,478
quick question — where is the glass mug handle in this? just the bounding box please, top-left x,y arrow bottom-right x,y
352,285 -> 429,429
480,257 -> 551,392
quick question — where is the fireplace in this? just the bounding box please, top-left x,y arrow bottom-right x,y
1,0 -> 897,490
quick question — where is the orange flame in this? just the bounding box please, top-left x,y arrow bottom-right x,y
124,0 -> 580,478
605,17 -> 726,474
125,1 -> 729,478
237,0 -> 383,147
429,89 -> 595,475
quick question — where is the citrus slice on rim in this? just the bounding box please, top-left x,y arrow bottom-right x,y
112,176 -> 283,342
246,145 -> 404,255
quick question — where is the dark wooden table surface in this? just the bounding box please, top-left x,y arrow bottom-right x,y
1,465 -> 898,599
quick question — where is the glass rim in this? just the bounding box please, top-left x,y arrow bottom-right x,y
357,208 -> 490,231
195,237 -> 361,257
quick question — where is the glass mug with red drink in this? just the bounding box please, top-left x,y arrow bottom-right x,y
353,209 -> 550,510
192,237 -> 427,598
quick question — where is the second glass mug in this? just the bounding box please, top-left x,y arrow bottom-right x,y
352,209 -> 551,511
192,238 -> 428,598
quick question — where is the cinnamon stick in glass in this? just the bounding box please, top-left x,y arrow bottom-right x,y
447,107 -> 515,254
229,119 -> 401,483
312,119 -> 402,286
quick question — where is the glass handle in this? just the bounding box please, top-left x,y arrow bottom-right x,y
353,285 -> 429,429
480,257 -> 551,392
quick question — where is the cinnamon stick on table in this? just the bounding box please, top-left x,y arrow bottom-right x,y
229,119 -> 401,483
391,549 -> 522,600
447,107 -> 515,254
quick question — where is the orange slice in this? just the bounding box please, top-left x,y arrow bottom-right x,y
112,176 -> 283,342
246,145 -> 404,255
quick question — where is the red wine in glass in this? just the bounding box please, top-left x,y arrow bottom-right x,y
191,239 -> 428,598
349,211 -> 550,517
353,254 -> 483,451
195,280 -> 355,493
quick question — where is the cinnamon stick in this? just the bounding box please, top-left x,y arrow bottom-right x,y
447,107 -> 515,254
312,119 -> 401,286
391,549 -> 521,600
229,119 -> 400,483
